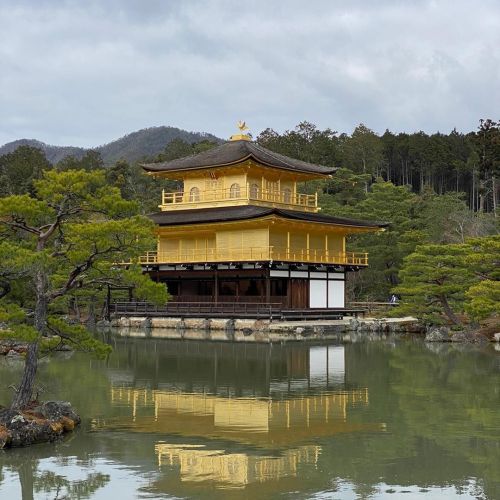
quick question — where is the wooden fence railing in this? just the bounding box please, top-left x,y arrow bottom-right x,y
111,301 -> 366,320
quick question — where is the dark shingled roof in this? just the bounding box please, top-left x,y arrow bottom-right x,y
149,205 -> 387,229
142,140 -> 335,176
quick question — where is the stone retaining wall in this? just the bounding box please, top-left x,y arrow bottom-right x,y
108,316 -> 425,343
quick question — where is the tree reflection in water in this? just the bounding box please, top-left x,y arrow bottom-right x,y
0,448 -> 109,500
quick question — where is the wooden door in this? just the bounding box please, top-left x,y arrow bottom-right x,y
289,279 -> 309,309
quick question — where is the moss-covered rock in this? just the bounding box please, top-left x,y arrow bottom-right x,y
0,401 -> 80,449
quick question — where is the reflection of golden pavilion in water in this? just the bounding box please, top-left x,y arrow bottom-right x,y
103,387 -> 381,488
96,344 -> 384,489
155,443 -> 320,489
110,387 -> 370,435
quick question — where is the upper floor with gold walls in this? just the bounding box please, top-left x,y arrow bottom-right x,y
142,127 -> 335,213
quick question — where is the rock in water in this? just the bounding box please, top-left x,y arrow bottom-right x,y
0,401 -> 80,449
37,401 -> 81,424
425,326 -> 450,342
451,331 -> 489,343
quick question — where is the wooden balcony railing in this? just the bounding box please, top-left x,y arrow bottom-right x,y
137,247 -> 368,266
161,186 -> 318,211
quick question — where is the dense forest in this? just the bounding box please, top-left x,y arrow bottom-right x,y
0,119 -> 498,319
257,119 -> 499,213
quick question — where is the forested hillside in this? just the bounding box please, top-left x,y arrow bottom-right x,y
94,126 -> 221,164
0,139 -> 87,165
0,126 -> 221,166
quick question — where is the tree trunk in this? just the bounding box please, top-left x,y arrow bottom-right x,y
11,268 -> 47,410
87,296 -> 96,328
439,295 -> 462,325
478,178 -> 486,212
11,342 -> 39,410
472,169 -> 476,211
362,157 -> 368,193
492,175 -> 497,217
75,296 -> 81,323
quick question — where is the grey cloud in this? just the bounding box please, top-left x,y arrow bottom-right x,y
0,0 -> 499,147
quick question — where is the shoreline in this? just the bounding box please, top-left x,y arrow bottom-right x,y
104,316 -> 498,344
106,316 -> 425,343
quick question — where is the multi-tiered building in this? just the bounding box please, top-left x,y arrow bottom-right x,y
140,128 -> 385,311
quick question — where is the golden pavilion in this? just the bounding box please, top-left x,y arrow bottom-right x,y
140,125 -> 385,312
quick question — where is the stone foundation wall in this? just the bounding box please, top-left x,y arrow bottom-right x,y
108,316 -> 425,343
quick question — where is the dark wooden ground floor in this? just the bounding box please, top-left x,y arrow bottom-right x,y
146,266 -> 346,310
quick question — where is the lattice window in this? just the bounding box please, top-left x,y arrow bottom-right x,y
249,183 -> 260,198
230,183 -> 241,198
189,186 -> 200,202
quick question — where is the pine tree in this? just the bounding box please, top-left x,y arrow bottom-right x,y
0,169 -> 168,409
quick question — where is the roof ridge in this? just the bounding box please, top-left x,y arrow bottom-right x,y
142,139 -> 335,175
249,142 -> 329,172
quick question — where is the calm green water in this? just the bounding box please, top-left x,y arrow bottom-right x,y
0,337 -> 499,499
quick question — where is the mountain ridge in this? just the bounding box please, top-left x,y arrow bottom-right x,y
0,126 -> 222,165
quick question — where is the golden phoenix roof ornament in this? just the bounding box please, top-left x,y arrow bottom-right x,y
237,120 -> 249,132
230,120 -> 252,141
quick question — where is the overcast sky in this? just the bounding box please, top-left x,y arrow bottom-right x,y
1,0 -> 499,147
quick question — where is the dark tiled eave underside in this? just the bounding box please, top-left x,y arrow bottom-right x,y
142,140 -> 335,176
149,205 -> 388,229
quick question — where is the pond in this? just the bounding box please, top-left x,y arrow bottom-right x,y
0,337 -> 499,499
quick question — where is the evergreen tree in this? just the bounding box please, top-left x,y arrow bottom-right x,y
0,169 -> 168,409
326,181 -> 418,300
395,235 -> 499,325
0,146 -> 51,196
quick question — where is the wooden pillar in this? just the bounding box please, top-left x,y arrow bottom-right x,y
287,268 -> 292,308
287,231 -> 291,259
214,269 -> 219,304
306,232 -> 310,261
265,270 -> 271,304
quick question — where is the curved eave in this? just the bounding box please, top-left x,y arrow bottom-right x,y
142,155 -> 335,178
141,140 -> 336,177
149,206 -> 387,232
